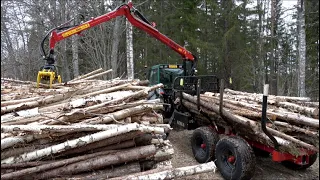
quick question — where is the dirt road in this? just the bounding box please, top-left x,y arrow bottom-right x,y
168,129 -> 319,180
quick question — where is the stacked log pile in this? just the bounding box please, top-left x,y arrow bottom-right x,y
179,88 -> 319,155
1,69 -> 216,179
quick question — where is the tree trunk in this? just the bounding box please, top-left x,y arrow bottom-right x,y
126,0 -> 134,80
111,1 -> 123,78
60,0 -> 71,81
269,0 -> 277,95
297,0 -> 306,97
72,35 -> 79,78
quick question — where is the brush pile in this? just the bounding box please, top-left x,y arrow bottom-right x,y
1,68 -> 216,180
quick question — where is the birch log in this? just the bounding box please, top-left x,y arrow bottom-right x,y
1,123 -> 164,164
80,104 -> 163,124
35,145 -> 157,179
54,131 -> 141,158
1,124 -> 141,133
1,150 -> 117,180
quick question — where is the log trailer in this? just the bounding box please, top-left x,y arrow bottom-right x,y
38,2 -> 318,180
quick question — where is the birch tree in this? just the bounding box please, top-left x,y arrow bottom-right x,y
126,0 -> 134,80
297,0 -> 306,97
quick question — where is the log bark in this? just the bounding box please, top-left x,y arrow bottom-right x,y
79,69 -> 112,81
1,133 -> 49,150
277,101 -> 319,117
0,150 -> 117,180
35,145 -> 157,179
80,104 -> 163,124
1,124 -> 141,133
266,127 -> 318,151
77,83 -> 130,98
273,121 -> 318,137
181,93 -> 318,152
110,161 -> 216,180
54,131 -> 141,158
1,160 -> 55,169
69,68 -> 104,82
1,123 -> 164,164
78,162 -> 141,179
224,88 -> 311,102
201,94 -> 319,128
1,97 -> 41,107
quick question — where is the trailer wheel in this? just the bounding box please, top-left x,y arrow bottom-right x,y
191,127 -> 219,163
215,136 -> 256,180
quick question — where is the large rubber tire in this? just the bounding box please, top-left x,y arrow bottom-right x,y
191,127 -> 219,163
215,136 -> 256,180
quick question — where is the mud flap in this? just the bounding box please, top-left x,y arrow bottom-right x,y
169,110 -> 190,129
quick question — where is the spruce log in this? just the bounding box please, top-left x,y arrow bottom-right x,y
77,83 -> 130,98
54,131 -> 141,158
200,94 -> 319,128
35,145 -> 157,179
79,69 -> 113,81
0,150 -> 117,180
277,101 -> 319,117
1,123 -> 164,164
273,121 -> 318,138
224,88 -> 311,102
80,104 -> 163,124
181,93 -> 318,151
70,68 -> 104,82
76,162 -> 141,179
1,160 -> 55,169
110,161 -> 216,180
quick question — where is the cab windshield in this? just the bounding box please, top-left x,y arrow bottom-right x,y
159,68 -> 184,88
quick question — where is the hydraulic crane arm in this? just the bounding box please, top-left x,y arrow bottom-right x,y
42,2 -> 196,68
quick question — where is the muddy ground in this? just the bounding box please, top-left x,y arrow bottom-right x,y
168,129 -> 319,180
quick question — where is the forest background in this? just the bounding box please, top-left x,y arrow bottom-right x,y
1,0 -> 319,100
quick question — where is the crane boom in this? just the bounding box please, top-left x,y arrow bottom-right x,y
45,2 -> 195,62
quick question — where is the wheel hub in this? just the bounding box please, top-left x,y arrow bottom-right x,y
228,156 -> 236,163
201,143 -> 206,149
